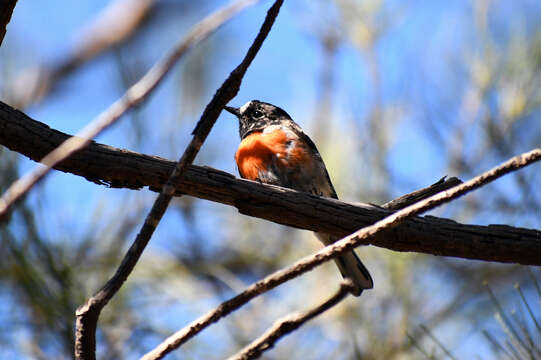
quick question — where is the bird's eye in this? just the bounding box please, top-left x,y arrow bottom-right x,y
252,110 -> 263,118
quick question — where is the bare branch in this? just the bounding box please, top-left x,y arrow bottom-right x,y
224,281 -> 354,360
136,147 -> 541,356
73,1 -> 284,359
381,176 -> 463,210
55,0 -> 154,75
0,0 -> 259,221
0,0 -> 17,46
1,104 -> 540,265
8,0 -> 156,108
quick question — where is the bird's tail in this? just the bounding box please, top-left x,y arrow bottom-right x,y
315,233 -> 373,296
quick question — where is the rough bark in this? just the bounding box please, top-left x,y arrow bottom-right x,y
1,101 -> 540,265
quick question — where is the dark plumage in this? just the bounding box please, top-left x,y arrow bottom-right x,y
225,100 -> 373,296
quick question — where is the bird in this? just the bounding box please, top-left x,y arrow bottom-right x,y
224,100 -> 373,296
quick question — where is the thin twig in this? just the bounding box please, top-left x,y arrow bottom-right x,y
141,148 -> 541,358
73,1 -> 282,359
514,283 -> 541,334
527,268 -> 541,299
224,281 -> 354,360
482,330 -> 515,360
0,0 -> 17,46
486,283 -> 531,356
0,0 -> 259,221
382,176 -> 462,210
407,332 -> 437,360
419,324 -> 458,360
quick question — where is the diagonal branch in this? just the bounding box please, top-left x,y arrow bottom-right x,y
0,0 -> 259,221
225,281 -> 354,360
381,176 -> 462,210
1,103 -> 540,265
139,147 -> 541,357
73,1 -> 284,359
8,0 -> 156,108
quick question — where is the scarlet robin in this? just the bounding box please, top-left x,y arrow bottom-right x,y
225,100 -> 373,296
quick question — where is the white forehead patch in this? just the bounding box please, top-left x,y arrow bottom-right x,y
239,101 -> 253,115
262,124 -> 281,134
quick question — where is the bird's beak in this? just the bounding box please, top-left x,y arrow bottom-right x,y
224,106 -> 241,117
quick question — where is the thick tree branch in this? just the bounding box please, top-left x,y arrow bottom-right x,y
0,0 -> 259,221
0,0 -> 17,46
71,1 -> 283,359
225,281 -> 354,360
1,102 -> 540,265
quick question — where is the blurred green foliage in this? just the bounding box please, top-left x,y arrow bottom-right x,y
0,0 -> 540,359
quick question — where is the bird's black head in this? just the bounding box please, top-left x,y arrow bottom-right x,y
225,100 -> 292,139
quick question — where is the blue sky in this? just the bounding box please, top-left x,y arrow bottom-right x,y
1,0 -> 540,358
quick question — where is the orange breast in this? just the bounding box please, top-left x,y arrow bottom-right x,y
235,130 -> 288,180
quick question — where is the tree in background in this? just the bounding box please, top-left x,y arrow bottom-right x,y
0,0 -> 540,359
